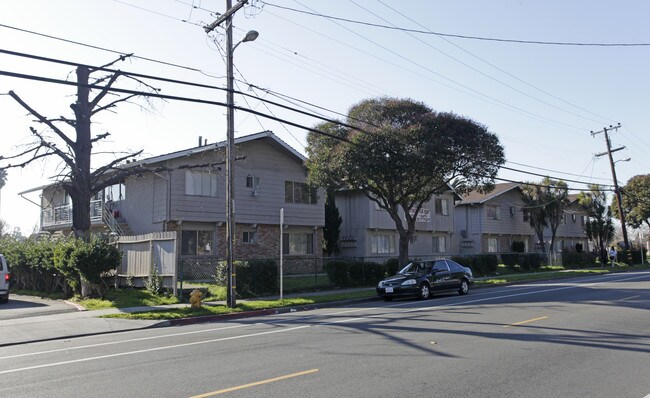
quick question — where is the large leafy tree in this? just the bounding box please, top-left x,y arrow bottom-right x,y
613,174 -> 650,229
1,58 -> 156,238
578,184 -> 614,262
307,97 -> 505,265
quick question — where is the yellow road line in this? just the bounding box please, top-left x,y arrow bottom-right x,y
189,369 -> 320,397
503,316 -> 548,328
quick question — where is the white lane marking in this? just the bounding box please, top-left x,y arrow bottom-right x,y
0,323 -> 254,360
2,272 -> 647,367
0,325 -> 310,375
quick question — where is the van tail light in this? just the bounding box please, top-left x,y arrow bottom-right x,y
4,273 -> 9,282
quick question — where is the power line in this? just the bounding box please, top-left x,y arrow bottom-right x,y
374,0 -> 616,125
261,1 -> 650,47
0,50 -> 617,190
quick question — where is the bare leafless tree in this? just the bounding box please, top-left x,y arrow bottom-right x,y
1,57 -> 158,238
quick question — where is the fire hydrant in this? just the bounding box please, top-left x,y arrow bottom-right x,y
189,289 -> 203,308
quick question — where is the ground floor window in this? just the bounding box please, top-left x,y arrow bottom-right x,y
182,230 -> 214,255
371,234 -> 395,254
433,236 -> 447,253
243,229 -> 257,244
488,237 -> 498,253
283,232 -> 314,255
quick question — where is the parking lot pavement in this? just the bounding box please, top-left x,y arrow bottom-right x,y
0,294 -> 78,321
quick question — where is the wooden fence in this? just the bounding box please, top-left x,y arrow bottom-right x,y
117,231 -> 177,293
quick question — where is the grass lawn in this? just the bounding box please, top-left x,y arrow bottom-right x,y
77,288 -> 179,310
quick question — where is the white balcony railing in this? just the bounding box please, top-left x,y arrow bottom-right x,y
41,199 -> 123,235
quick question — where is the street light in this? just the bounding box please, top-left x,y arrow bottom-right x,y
224,28 -> 258,308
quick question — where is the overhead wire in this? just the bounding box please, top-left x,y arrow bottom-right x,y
261,1 -> 650,47
349,0 -> 608,126
0,65 -> 616,194
374,0 -> 616,125
288,1 -> 589,134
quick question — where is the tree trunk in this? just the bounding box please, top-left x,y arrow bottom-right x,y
398,233 -> 410,266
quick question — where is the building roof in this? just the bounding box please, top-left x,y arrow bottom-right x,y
20,130 -> 305,194
127,130 -> 305,168
457,183 -> 521,205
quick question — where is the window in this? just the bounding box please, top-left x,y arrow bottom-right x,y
371,235 -> 395,254
561,214 -> 567,224
523,210 -> 529,223
433,236 -> 447,253
432,260 -> 449,272
571,213 -> 577,222
409,235 -> 418,245
181,230 -> 214,255
283,233 -> 314,255
242,230 -> 257,243
435,198 -> 449,216
487,205 -> 501,220
246,175 -> 260,189
186,170 -> 218,197
285,181 -> 317,204
488,238 -> 498,253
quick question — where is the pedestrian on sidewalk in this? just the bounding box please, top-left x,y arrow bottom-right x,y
608,246 -> 618,267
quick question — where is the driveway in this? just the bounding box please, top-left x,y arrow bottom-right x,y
0,294 -> 78,321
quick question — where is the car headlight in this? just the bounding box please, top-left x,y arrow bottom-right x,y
377,281 -> 384,288
401,279 -> 416,286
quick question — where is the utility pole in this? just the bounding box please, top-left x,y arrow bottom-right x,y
205,0 -> 249,308
592,123 -> 631,251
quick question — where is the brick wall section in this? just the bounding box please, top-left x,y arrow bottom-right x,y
179,223 -> 324,275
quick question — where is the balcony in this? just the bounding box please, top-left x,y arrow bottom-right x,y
41,199 -> 124,235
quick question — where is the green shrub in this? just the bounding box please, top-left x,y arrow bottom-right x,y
561,251 -> 597,268
384,258 -> 400,276
325,261 -> 350,287
236,259 -> 278,297
520,253 -> 543,271
451,255 -> 498,276
501,253 -> 519,267
347,261 -> 384,286
511,241 -> 525,253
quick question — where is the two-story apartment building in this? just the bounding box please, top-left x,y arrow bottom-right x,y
453,183 -> 589,255
33,131 -> 324,262
334,189 -> 457,260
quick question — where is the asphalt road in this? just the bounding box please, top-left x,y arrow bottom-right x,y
1,271 -> 649,398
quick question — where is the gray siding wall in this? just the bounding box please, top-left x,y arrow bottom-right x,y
335,190 -> 455,258
164,138 -> 322,227
120,173 -> 162,234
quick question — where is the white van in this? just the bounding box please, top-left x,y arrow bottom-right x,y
0,254 -> 9,303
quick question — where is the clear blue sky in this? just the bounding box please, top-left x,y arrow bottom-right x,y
1,0 -> 648,234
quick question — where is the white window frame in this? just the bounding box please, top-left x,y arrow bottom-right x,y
435,198 -> 449,216
246,174 -> 260,189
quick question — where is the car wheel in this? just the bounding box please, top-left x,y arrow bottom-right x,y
418,283 -> 431,300
0,294 -> 8,304
458,279 -> 469,296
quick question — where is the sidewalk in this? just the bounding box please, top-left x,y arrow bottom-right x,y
0,287 -> 376,347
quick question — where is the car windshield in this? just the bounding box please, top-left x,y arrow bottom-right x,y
398,262 -> 424,275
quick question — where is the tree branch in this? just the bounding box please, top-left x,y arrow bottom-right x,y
8,91 -> 75,148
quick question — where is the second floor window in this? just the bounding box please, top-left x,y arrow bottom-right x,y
433,236 -> 447,253
285,181 -> 317,204
186,170 -> 218,197
487,205 -> 501,220
246,175 -> 260,189
243,230 -> 257,243
435,198 -> 449,216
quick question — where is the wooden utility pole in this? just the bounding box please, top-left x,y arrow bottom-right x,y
592,123 -> 631,251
